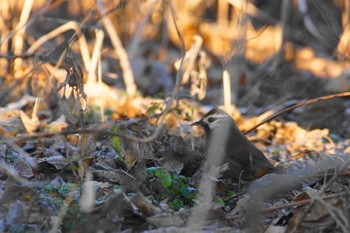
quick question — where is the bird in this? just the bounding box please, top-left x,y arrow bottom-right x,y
191,108 -> 276,181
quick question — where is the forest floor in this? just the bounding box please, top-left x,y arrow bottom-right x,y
0,1 -> 350,233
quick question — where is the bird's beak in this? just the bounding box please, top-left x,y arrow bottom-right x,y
191,119 -> 204,127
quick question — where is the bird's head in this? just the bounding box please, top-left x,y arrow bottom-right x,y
191,108 -> 232,131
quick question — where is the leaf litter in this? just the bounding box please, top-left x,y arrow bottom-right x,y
0,1 -> 350,233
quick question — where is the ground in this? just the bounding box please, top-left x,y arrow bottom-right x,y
0,1 -> 350,232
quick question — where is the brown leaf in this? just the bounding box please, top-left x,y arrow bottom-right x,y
59,95 -> 79,125
39,154 -> 69,170
14,158 -> 34,178
132,192 -> 161,216
19,110 -> 39,134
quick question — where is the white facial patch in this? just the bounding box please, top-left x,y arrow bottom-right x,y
203,113 -> 227,129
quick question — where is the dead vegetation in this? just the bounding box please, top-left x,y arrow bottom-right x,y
0,0 -> 350,232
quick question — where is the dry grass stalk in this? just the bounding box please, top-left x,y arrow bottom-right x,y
27,21 -> 91,68
223,70 -> 232,114
13,0 -> 34,77
244,91 -> 350,135
290,154 -> 350,232
226,0 -> 277,24
96,0 -> 137,96
218,0 -> 229,26
0,0 -> 10,45
192,51 -> 207,100
80,170 -> 95,213
87,29 -> 104,83
98,56 -> 105,122
180,35 -> 203,84
128,0 -> 159,59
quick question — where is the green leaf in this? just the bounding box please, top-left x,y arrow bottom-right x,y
159,173 -> 172,188
213,196 -> 225,207
146,167 -> 154,176
174,107 -> 182,115
168,198 -> 183,210
104,108 -> 113,117
111,123 -> 125,163
146,103 -> 161,115
179,175 -> 190,184
146,167 -> 162,176
154,167 -> 163,177
43,184 -> 59,194
227,190 -> 236,196
184,112 -> 192,121
180,184 -> 196,200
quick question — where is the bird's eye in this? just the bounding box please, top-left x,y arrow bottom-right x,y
207,117 -> 215,123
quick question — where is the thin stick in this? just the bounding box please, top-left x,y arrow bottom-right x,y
290,154 -> 350,233
0,4 -> 95,105
218,0 -> 229,26
27,21 -> 91,67
227,190 -> 350,220
244,92 -> 350,135
128,0 -> 159,58
13,0 -> 34,74
223,70 -> 232,114
181,35 -> 203,84
225,0 -> 278,24
87,29 -> 104,83
96,0 -> 137,96
98,56 -> 105,122
3,0 -> 186,157
0,0 -> 10,58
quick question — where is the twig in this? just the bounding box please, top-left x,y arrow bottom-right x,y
5,106 -> 177,144
0,0 -> 53,46
223,70 -> 232,114
128,0 -> 159,58
98,54 -> 105,122
0,52 -> 42,60
3,0 -> 185,164
244,92 -> 350,135
27,21 -> 91,68
112,0 -> 186,144
0,6 -> 96,104
13,0 -> 34,53
227,190 -> 350,220
218,0 -> 229,26
87,29 -> 104,83
96,0 -> 137,96
298,0 -> 325,44
181,35 -> 203,84
316,197 -> 348,232
290,154 -> 350,233
225,0 -> 278,24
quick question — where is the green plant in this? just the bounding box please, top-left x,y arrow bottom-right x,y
42,182 -> 81,231
111,123 -> 126,163
146,167 -> 196,210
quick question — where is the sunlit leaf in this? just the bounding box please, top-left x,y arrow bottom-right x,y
111,123 -> 125,163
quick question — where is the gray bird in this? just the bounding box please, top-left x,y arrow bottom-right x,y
191,108 -> 275,181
